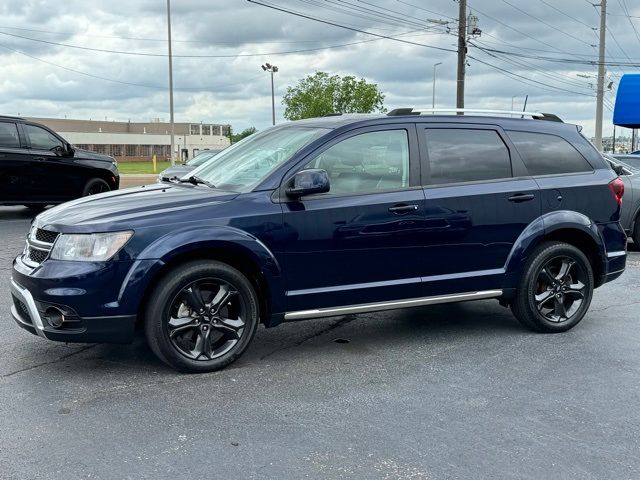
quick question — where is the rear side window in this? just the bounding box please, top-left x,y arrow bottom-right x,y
508,131 -> 593,176
0,122 -> 20,148
424,129 -> 512,185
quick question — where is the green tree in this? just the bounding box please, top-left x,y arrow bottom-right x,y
227,126 -> 257,144
282,72 -> 386,120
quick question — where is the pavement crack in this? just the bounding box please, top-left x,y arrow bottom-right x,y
1,344 -> 97,379
260,314 -> 357,360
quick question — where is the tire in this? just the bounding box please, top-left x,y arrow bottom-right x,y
82,178 -> 110,196
633,215 -> 640,249
144,260 -> 260,373
511,241 -> 594,333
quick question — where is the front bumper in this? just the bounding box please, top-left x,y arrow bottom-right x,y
11,278 -> 136,343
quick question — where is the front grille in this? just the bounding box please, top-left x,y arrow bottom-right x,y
23,226 -> 58,267
28,248 -> 48,264
12,295 -> 32,325
35,228 -> 59,244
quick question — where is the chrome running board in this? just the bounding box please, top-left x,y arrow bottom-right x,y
284,289 -> 503,321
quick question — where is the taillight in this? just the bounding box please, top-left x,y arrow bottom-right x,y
608,177 -> 624,206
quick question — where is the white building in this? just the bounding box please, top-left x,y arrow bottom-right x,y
28,117 -> 231,162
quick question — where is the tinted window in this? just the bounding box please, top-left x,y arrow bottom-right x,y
508,131 -> 593,176
424,129 -> 512,185
24,124 -> 63,150
0,122 -> 20,148
304,130 -> 409,195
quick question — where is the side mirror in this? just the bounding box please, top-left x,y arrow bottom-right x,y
65,143 -> 75,157
286,169 -> 330,198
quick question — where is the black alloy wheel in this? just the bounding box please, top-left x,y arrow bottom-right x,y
533,256 -> 587,323
144,261 -> 259,372
167,279 -> 245,361
83,178 -> 110,196
511,241 -> 594,333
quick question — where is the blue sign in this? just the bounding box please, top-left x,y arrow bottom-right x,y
614,74 -> 640,128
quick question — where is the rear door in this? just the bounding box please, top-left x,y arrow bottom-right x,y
0,120 -> 33,203
417,124 -> 541,292
281,124 -> 426,311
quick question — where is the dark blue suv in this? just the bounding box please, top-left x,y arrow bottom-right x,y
11,110 -> 627,372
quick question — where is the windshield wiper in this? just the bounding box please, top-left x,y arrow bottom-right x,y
178,175 -> 216,188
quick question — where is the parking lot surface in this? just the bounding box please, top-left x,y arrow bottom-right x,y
1,205 -> 639,479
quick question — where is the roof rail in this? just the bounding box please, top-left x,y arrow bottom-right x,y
386,108 -> 563,122
0,115 -> 25,121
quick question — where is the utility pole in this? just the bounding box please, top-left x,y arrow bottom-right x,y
456,0 -> 467,110
594,0 -> 607,151
432,62 -> 442,109
166,0 -> 176,166
261,63 -> 279,125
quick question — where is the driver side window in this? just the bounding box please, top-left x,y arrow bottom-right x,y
24,124 -> 63,151
304,129 -> 409,195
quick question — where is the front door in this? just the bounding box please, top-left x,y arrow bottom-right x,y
417,125 -> 541,294
281,125 -> 425,312
23,122 -> 81,201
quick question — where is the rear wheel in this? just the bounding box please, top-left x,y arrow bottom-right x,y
144,260 -> 259,372
511,241 -> 594,333
82,178 -> 110,196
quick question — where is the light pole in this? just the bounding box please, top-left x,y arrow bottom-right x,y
166,0 -> 175,166
261,63 -> 279,125
432,62 -> 442,110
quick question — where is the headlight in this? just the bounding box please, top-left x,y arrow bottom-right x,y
50,231 -> 133,262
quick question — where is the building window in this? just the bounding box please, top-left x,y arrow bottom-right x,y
202,125 -> 211,135
94,144 -> 107,155
140,145 -> 152,156
126,144 -> 137,156
221,126 -> 230,136
190,124 -> 200,135
110,144 -> 124,157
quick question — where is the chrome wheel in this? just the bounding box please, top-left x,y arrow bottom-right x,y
166,279 -> 246,361
534,256 -> 587,323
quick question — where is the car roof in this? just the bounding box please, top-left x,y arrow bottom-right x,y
287,112 -> 578,135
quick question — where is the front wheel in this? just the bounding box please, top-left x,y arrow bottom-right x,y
632,215 -> 640,248
82,178 -> 110,196
144,261 -> 259,372
511,241 -> 594,333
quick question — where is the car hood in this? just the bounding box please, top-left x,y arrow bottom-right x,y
72,147 -> 114,162
34,183 -> 239,232
158,165 -> 195,179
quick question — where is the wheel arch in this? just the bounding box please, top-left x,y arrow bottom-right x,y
133,227 -> 286,329
505,211 -> 606,288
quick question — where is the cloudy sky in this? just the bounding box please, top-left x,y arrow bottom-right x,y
0,0 -> 638,137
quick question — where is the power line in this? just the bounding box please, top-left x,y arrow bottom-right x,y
0,28 -> 441,58
616,0 -> 640,46
246,0 -> 457,53
0,41 -> 263,90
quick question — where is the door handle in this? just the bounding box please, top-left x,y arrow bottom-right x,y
508,193 -> 535,203
33,157 -> 46,162
389,204 -> 419,214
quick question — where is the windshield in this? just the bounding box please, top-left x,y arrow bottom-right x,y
187,150 -> 220,167
185,126 -> 329,191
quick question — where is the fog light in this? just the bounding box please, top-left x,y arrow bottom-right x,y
44,307 -> 65,328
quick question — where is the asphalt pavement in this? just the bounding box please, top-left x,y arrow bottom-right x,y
1,205 -> 639,479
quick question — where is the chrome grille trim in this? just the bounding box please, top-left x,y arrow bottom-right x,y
22,226 -> 58,268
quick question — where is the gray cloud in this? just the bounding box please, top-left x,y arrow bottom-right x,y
0,0 -> 638,136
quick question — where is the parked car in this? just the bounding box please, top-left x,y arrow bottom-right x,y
612,153 -> 640,171
157,149 -> 223,182
603,154 -> 640,246
11,109 -> 627,373
0,116 -> 119,209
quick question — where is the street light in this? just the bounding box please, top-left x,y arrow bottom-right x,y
261,63 -> 279,126
432,62 -> 442,110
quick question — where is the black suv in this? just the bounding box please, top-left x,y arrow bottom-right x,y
11,109 -> 627,373
0,116 -> 119,208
